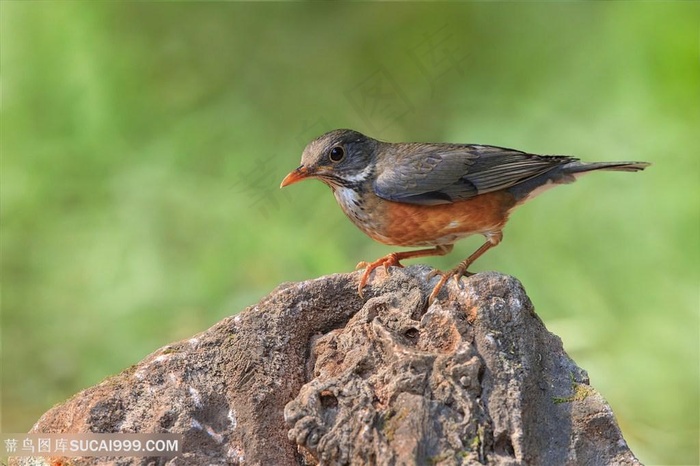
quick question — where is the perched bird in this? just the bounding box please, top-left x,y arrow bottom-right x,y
281,129 -> 649,303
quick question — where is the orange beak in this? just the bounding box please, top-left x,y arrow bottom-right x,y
280,166 -> 310,188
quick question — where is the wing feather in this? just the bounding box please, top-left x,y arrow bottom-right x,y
373,143 -> 577,205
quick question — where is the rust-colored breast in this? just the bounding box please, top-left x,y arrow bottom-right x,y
334,186 -> 517,247
380,191 -> 517,246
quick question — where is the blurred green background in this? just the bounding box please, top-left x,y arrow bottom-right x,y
1,2 -> 698,464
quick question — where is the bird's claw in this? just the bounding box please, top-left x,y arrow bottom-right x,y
356,253 -> 404,297
427,266 -> 475,305
356,261 -> 369,270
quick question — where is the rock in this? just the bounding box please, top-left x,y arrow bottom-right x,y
13,266 -> 640,466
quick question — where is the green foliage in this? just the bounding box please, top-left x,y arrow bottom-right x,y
2,2 -> 698,464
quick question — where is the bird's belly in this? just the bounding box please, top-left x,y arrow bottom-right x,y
345,191 -> 517,247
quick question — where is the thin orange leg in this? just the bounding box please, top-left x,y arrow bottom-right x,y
357,244 -> 454,296
428,232 -> 503,304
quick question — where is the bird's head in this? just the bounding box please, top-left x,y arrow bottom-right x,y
280,129 -> 380,190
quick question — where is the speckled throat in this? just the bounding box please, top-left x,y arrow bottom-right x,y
330,175 -> 390,242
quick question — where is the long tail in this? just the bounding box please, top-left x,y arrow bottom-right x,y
564,161 -> 651,174
508,160 -> 650,202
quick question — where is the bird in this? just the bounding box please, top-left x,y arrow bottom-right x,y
280,129 -> 649,304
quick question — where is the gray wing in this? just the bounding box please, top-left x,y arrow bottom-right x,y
373,143 -> 577,205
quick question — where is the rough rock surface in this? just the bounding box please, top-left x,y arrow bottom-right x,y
14,266 -> 639,466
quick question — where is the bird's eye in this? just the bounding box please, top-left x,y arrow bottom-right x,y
328,146 -> 345,163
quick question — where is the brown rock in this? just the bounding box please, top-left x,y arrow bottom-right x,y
13,266 -> 640,466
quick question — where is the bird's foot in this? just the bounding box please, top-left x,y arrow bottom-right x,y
356,253 -> 404,296
427,264 -> 475,305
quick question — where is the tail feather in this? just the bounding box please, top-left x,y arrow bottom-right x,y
508,160 -> 650,202
564,161 -> 651,174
